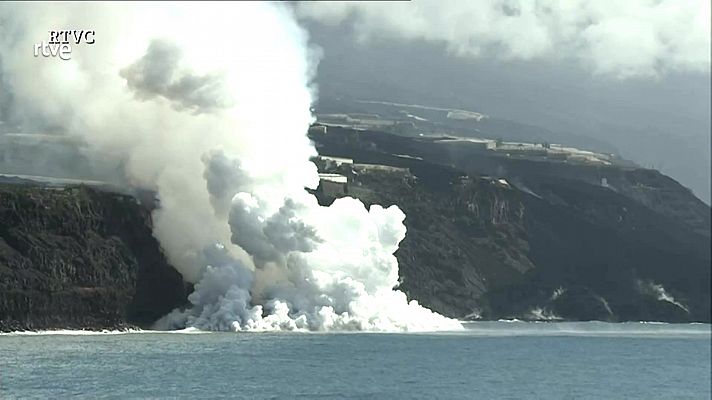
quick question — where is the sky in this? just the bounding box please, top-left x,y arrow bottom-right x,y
0,1 -> 709,202
297,0 -> 711,203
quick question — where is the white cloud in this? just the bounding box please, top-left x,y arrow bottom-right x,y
298,0 -> 711,78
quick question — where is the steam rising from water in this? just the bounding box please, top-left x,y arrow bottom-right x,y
638,280 -> 690,314
0,3 -> 460,332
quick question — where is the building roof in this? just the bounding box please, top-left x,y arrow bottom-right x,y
318,173 -> 347,184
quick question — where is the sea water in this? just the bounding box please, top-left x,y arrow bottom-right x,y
1,322 -> 710,399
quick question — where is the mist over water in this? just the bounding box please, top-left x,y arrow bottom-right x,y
0,3 -> 459,331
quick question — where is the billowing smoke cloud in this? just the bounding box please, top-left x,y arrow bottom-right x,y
298,0 -> 711,78
202,150 -> 250,217
120,40 -> 231,114
0,2 -> 460,331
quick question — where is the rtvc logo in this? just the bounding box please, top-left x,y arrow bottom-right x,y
33,30 -> 95,61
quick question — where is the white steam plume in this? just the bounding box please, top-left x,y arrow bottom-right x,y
637,280 -> 690,313
298,0 -> 711,78
0,3 -> 460,332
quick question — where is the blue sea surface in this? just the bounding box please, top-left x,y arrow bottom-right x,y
1,322 -> 710,399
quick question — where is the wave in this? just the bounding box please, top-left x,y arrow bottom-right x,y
454,321 -> 711,338
2,321 -> 708,337
0,329 -> 142,336
0,327 -> 216,336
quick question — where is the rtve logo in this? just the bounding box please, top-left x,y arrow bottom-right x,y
33,30 -> 95,61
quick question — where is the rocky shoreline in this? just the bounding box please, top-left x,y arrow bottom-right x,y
0,184 -> 190,332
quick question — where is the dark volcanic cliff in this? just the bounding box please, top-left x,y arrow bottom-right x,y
0,125 -> 709,329
0,184 -> 189,331
311,127 -> 711,322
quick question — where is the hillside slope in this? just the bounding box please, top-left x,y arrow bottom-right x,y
311,127 -> 711,322
0,126 -> 708,330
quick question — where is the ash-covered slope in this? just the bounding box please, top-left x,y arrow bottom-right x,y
311,127 -> 711,322
0,184 -> 190,331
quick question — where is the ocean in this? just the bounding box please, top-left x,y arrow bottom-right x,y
1,322 -> 710,399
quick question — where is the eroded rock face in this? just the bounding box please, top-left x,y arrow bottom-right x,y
311,127 -> 711,323
0,185 -> 190,332
319,167 -> 710,323
1,123 -> 710,329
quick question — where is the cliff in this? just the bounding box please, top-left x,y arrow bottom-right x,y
311,127 -> 711,322
0,184 -> 190,331
0,125 -> 709,330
